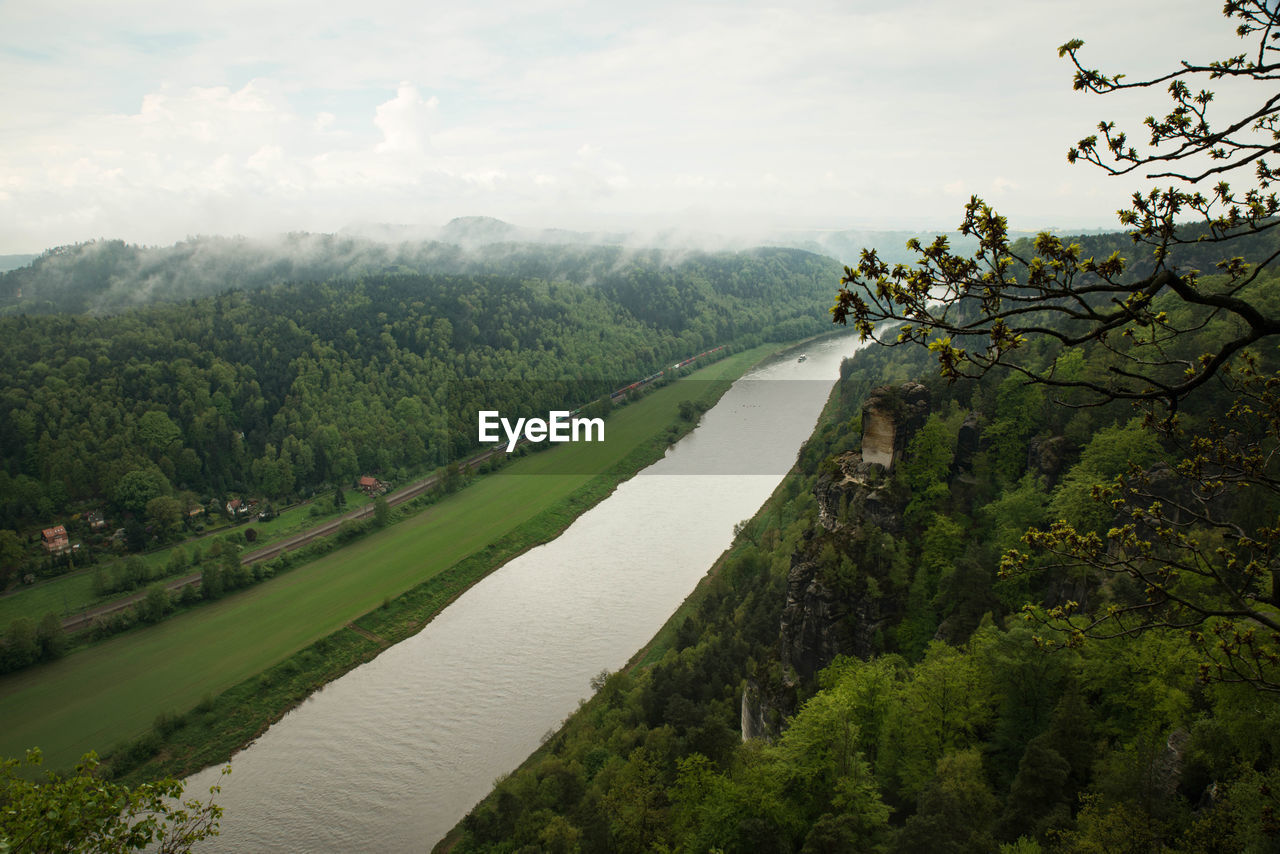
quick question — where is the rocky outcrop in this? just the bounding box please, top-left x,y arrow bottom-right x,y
779,555 -> 854,683
741,680 -> 769,741
859,381 -> 930,468
778,553 -> 893,683
1026,435 -> 1075,484
779,381 -> 930,684
740,676 -> 797,743
746,382 -> 931,740
813,452 -> 896,534
1155,729 -> 1190,800
812,381 -> 930,533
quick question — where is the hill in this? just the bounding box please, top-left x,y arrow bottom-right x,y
0,242 -> 838,580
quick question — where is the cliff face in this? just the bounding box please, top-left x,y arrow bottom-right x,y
760,382 -> 930,725
779,552 -> 892,682
859,381 -> 930,468
1026,434 -> 1075,485
813,452 -> 898,534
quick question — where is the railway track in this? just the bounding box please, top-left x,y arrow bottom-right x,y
57,450 -> 502,634
53,346 -> 725,634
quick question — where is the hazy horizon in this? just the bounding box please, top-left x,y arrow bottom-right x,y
1,1 -> 1248,254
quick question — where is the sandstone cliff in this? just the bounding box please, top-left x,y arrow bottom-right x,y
746,381 -> 933,739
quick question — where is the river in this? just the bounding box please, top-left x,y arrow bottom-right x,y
187,333 -> 863,851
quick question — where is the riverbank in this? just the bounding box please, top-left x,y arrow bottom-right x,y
429,352 -> 850,854
0,341 -> 801,781
428,439 -> 821,854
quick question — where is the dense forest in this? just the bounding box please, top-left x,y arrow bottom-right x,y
0,242 -> 837,582
444,259 -> 1280,852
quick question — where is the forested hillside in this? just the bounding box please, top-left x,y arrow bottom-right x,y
0,232 -> 822,316
0,224 -> 1011,317
0,244 -> 836,569
443,263 -> 1280,852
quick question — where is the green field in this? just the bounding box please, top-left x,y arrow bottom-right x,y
0,346 -> 774,771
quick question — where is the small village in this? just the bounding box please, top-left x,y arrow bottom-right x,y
7,474 -> 393,593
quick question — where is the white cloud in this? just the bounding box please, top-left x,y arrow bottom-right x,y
374,83 -> 440,153
0,0 -> 1256,250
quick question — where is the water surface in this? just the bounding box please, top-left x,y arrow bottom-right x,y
189,334 -> 862,851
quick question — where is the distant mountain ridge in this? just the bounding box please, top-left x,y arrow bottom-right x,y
5,216 -> 1264,316
0,228 -> 839,316
0,218 -> 981,316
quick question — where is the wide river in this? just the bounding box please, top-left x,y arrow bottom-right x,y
188,332 -> 863,851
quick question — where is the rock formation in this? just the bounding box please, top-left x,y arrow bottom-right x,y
1026,435 -> 1075,485
859,381 -> 930,468
779,552 -> 893,682
798,380 -> 932,650
746,381 -> 932,737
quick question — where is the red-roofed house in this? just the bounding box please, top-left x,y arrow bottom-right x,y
357,475 -> 386,496
41,525 -> 70,554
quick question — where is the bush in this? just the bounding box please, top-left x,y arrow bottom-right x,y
136,584 -> 170,624
178,583 -> 200,606
35,612 -> 66,660
152,710 -> 186,737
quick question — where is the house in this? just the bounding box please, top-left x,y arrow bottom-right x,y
357,475 -> 387,496
86,511 -> 107,531
226,498 -> 250,518
41,525 -> 70,554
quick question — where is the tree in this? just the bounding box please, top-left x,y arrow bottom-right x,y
35,611 -> 67,660
0,530 -> 23,589
0,748 -> 224,853
123,518 -> 148,553
136,410 -> 182,456
895,749 -> 999,854
442,461 -> 464,494
832,1 -> 1280,413
2,618 -> 38,672
146,495 -> 184,538
372,496 -> 390,528
113,468 -> 171,516
138,584 -> 171,624
200,563 -> 223,600
832,2 -> 1280,691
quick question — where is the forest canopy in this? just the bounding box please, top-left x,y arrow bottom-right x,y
0,244 -> 837,542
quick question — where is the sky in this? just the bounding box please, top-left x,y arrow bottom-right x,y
0,0 -> 1255,253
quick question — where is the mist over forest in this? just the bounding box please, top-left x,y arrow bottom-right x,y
0,218 -> 989,316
